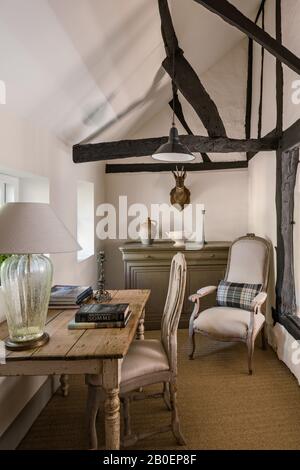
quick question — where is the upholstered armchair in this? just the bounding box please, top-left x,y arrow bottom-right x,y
189,234 -> 271,375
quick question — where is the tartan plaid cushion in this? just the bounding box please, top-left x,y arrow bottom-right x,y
216,280 -> 262,311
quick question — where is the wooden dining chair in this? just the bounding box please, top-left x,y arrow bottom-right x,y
120,252 -> 187,447
189,234 -> 271,375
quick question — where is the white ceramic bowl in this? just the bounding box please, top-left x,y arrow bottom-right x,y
166,231 -> 192,247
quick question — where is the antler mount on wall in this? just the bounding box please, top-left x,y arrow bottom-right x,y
170,167 -> 191,211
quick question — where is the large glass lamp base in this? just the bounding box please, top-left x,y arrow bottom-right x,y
1,254 -> 53,350
5,332 -> 50,351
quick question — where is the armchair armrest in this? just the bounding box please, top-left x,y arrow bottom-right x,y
251,291 -> 267,312
248,292 -> 268,343
189,286 -> 217,303
188,286 -> 217,336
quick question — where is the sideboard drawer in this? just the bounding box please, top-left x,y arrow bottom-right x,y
119,242 -> 230,330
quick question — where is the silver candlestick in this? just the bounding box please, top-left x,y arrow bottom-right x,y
94,250 -> 111,302
202,209 -> 207,245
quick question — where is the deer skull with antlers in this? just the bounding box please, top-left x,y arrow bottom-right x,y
170,167 -> 191,211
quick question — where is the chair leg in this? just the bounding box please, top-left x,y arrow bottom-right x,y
247,341 -> 254,376
163,382 -> 172,411
189,331 -> 196,360
96,387 -> 106,421
60,374 -> 69,397
169,381 -> 186,446
123,396 -> 132,437
261,324 -> 267,350
121,395 -> 138,447
86,384 -> 101,450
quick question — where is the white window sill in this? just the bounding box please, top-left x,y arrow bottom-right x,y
77,252 -> 94,263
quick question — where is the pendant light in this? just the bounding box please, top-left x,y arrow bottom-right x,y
152,51 -> 195,162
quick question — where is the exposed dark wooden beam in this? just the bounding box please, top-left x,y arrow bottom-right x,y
279,315 -> 300,340
281,119 -> 300,151
276,145 -> 284,318
169,90 -> 211,162
73,135 -> 278,163
247,128 -> 278,161
245,38 -> 253,141
163,54 -> 227,138
199,153 -> 210,163
159,0 -> 227,138
275,0 -> 284,316
248,118 -> 300,161
246,0 -> 266,160
106,161 -> 248,173
158,0 -> 179,56
276,0 -> 283,136
245,38 -> 253,161
193,0 -> 300,75
257,5 -> 265,139
169,94 -> 193,135
279,148 -> 299,315
254,0 -> 266,24
200,154 -> 211,163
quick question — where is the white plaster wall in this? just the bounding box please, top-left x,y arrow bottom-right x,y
0,107 -> 106,438
105,168 -> 248,289
19,176 -> 50,204
104,41 -> 249,289
248,0 -> 300,380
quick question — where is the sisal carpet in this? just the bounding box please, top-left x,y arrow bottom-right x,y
19,330 -> 300,450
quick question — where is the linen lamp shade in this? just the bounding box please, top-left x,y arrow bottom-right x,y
0,202 -> 81,254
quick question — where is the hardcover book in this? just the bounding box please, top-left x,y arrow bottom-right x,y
68,311 -> 132,330
50,285 -> 93,305
75,303 -> 130,323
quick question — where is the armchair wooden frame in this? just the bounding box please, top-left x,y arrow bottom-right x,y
189,234 -> 271,375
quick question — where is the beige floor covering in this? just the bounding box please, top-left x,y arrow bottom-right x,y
18,329 -> 300,450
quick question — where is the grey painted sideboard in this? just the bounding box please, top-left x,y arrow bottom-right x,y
119,241 -> 230,329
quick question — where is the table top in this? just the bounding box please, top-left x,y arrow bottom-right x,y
0,289 -> 150,362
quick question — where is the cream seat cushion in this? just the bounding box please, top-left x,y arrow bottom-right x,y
121,339 -> 170,383
193,307 -> 265,340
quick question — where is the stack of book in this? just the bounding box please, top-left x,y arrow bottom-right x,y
68,303 -> 131,329
49,285 -> 93,309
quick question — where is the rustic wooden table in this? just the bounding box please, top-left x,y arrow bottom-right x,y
0,289 -> 150,450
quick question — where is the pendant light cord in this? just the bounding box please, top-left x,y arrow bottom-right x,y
172,48 -> 176,127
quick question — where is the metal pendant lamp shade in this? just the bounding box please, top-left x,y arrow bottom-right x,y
152,126 -> 195,162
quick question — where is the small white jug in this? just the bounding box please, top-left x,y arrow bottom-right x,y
139,218 -> 157,245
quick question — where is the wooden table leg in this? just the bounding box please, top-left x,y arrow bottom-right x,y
136,309 -> 145,393
103,359 -> 121,450
136,308 -> 145,340
60,374 -> 69,397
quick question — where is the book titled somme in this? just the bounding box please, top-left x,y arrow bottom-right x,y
68,303 -> 131,330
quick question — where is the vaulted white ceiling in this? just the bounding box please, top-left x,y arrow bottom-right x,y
0,0 -> 261,145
